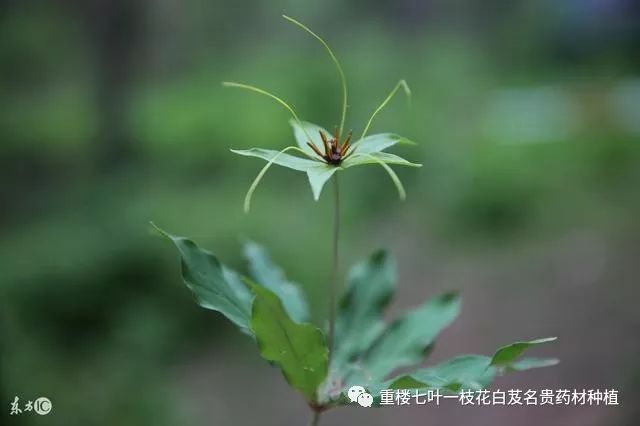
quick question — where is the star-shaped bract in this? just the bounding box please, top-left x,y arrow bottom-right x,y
225,16 -> 421,212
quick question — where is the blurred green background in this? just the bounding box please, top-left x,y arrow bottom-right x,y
1,1 -> 639,425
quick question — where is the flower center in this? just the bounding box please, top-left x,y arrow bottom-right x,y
307,129 -> 353,166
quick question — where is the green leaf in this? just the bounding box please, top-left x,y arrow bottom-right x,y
243,241 -> 309,323
343,151 -> 422,168
151,223 -> 253,333
343,151 -> 421,200
342,152 -> 420,200
232,146 -> 337,210
350,292 -> 461,384
233,129 -> 420,205
349,133 -> 415,155
290,119 -> 331,157
231,146 -> 338,203
222,266 -> 255,308
332,251 -> 396,372
307,164 -> 339,200
490,337 -> 557,367
509,357 -> 560,371
386,355 -> 496,393
363,337 -> 559,402
337,356 -> 494,406
231,147 -> 317,171
248,281 -> 329,402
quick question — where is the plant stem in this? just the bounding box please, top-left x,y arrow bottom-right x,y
327,174 -> 340,359
308,411 -> 321,426
316,175 -> 339,426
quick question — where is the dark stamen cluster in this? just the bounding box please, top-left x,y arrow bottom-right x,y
307,129 -> 353,165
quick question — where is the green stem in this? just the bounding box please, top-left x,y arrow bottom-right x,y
309,176 -> 339,426
308,411 -> 321,426
327,174 -> 340,359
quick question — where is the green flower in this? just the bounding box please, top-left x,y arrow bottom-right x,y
225,16 -> 422,212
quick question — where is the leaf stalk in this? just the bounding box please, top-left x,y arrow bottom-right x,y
308,411 -> 321,426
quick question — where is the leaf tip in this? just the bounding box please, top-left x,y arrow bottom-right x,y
399,79 -> 412,96
440,290 -> 460,304
243,197 -> 252,214
149,221 -> 171,240
231,148 -> 253,162
538,336 -> 558,344
370,249 -> 388,264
